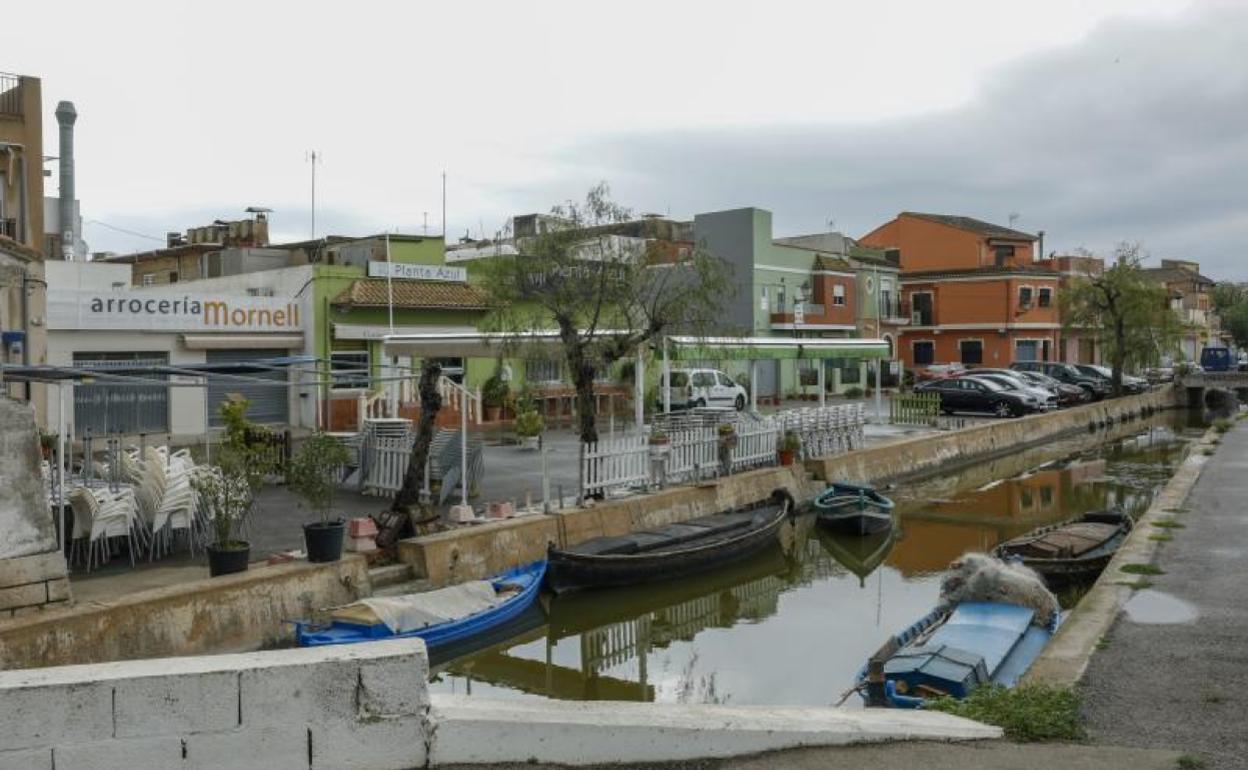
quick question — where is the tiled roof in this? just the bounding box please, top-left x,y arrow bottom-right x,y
901,265 -> 1060,281
902,212 -> 1037,241
331,279 -> 492,310
1141,267 -> 1215,286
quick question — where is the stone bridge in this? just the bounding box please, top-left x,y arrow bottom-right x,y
1177,371 -> 1248,408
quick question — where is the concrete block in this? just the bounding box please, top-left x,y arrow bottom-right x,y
113,670 -> 239,738
312,715 -> 427,770
357,651 -> 429,717
429,696 -> 1000,766
54,736 -> 186,770
239,657 -> 359,728
46,577 -> 70,603
0,747 -> 53,770
0,681 -> 114,752
186,726 -> 307,770
0,551 -> 67,589
0,582 -> 48,612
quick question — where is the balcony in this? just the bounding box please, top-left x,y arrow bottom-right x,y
881,298 -> 912,324
0,73 -> 23,118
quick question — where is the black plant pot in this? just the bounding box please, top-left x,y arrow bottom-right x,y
207,542 -> 251,577
304,520 -> 346,563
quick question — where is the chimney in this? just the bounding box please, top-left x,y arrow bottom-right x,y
54,100 -> 77,260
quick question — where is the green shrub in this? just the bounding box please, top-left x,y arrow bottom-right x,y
927,684 -> 1084,742
514,409 -> 545,439
481,373 -> 510,408
1212,417 -> 1233,433
842,386 -> 864,399
288,432 -> 351,526
1121,563 -> 1165,576
779,430 -> 801,452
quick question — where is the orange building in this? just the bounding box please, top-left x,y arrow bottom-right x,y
859,212 -> 1060,369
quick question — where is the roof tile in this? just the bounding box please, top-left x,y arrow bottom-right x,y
332,279 -> 491,310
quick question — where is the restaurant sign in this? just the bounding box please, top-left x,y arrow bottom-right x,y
367,262 -> 467,282
47,289 -> 304,332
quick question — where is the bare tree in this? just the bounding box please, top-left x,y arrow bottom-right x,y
385,361 -> 442,541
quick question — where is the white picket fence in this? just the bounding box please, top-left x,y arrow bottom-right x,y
361,435 -> 415,497
580,405 -> 865,499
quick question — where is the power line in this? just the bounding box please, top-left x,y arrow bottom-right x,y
83,219 -> 165,243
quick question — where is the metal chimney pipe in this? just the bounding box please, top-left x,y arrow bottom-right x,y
54,100 -> 77,260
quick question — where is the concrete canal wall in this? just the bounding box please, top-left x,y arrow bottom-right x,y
401,387 -> 1177,586
0,557 -> 369,671
0,638 -> 999,769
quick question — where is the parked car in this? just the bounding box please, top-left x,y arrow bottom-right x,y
659,368 -> 748,411
1010,362 -> 1109,400
1200,346 -> 1234,372
1073,364 -> 1148,395
915,363 -> 966,381
1013,370 -> 1089,405
958,371 -> 1058,411
916,376 -> 1032,418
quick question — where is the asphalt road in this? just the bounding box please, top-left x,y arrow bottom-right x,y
1081,419 -> 1248,769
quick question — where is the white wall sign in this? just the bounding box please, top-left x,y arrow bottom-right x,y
367,262 -> 467,283
47,289 -> 304,332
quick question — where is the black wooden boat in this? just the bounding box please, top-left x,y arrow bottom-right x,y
992,508 -> 1133,586
545,490 -> 794,594
814,482 -> 895,536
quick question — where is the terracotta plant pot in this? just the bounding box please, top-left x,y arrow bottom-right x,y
778,449 -> 796,466
485,406 -> 502,422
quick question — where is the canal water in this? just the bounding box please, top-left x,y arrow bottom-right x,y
427,410 -> 1206,706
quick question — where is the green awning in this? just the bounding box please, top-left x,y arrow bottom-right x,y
667,336 -> 890,361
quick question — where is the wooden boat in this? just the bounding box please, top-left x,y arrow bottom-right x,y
294,561 -> 546,648
992,508 -> 1133,586
813,482 -> 895,536
545,490 -> 794,594
858,600 -> 1060,708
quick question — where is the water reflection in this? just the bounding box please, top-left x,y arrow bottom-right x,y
428,411 -> 1198,706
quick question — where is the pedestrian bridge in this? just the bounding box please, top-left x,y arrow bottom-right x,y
1176,371 -> 1248,408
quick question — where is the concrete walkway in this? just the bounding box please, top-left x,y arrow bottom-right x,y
1081,419 -> 1248,768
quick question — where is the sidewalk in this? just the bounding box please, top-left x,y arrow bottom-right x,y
1080,419 -> 1248,768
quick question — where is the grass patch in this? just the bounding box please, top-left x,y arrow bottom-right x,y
1153,519 -> 1186,528
1212,417 -> 1233,433
1148,533 -> 1174,542
926,684 -> 1084,742
1162,507 -> 1188,514
1115,578 -> 1154,590
1121,563 -> 1166,576
1095,637 -> 1111,651
1177,754 -> 1208,769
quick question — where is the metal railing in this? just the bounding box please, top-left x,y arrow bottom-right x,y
0,73 -> 22,117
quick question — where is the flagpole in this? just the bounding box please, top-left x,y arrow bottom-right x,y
386,231 -> 395,333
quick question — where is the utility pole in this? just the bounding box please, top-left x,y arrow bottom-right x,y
307,150 -> 321,238
441,172 -> 447,240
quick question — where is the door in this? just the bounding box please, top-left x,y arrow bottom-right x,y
689,371 -> 716,405
207,349 -> 290,426
715,372 -> 738,404
757,360 -> 779,400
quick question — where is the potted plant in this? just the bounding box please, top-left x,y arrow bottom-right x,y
289,432 -> 351,563
513,408 -> 545,449
481,372 -> 510,422
777,430 -> 801,466
38,430 -> 57,461
649,428 -> 671,456
193,442 -> 262,577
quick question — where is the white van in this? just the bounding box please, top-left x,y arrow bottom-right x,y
659,368 -> 748,410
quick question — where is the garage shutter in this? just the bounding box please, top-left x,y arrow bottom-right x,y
73,352 -> 170,435
206,349 -> 290,427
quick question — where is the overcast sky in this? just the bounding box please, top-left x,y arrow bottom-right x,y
6,1 -> 1245,277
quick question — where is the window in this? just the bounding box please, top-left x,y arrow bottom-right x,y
760,286 -> 769,311
1019,286 -> 1034,307
994,245 -> 1015,266
911,292 -> 933,325
1038,287 -> 1052,308
717,372 -> 735,387
959,340 -> 983,365
832,284 -> 846,306
525,359 -> 562,383
1016,340 -> 1040,362
168,271 -> 179,283
141,274 -> 156,286
914,341 -> 935,365
691,372 -> 715,388
330,351 -> 370,389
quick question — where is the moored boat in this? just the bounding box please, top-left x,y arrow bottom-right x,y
816,523 -> 898,587
992,508 -> 1133,586
545,490 -> 794,594
813,482 -> 895,536
294,561 -> 546,648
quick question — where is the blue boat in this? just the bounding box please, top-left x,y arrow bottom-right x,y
858,601 -> 1060,708
295,561 -> 546,649
814,481 -> 895,536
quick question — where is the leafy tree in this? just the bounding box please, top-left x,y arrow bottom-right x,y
479,183 -> 732,492
1061,242 -> 1182,396
1212,282 -> 1248,349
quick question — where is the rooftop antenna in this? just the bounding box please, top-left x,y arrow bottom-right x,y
423,211 -> 428,235
1008,211 -> 1020,228
306,150 -> 321,239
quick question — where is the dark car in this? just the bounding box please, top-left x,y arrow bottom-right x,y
1012,369 -> 1089,405
1073,364 -> 1147,395
916,376 -> 1032,418
1011,362 -> 1108,400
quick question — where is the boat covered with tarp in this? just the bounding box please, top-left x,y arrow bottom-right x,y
545,490 -> 794,594
813,481 -> 895,536
295,561 -> 546,648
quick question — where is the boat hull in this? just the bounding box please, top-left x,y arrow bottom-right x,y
993,509 -> 1132,587
546,497 -> 791,594
813,482 -> 895,537
294,561 -> 546,649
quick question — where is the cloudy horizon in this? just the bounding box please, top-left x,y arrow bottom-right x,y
5,0 -> 1245,277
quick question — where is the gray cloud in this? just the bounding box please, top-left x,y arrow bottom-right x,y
529,3 -> 1248,278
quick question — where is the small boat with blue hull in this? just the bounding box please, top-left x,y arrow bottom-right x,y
858,601 -> 1060,708
295,561 -> 546,649
814,482 -> 895,536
